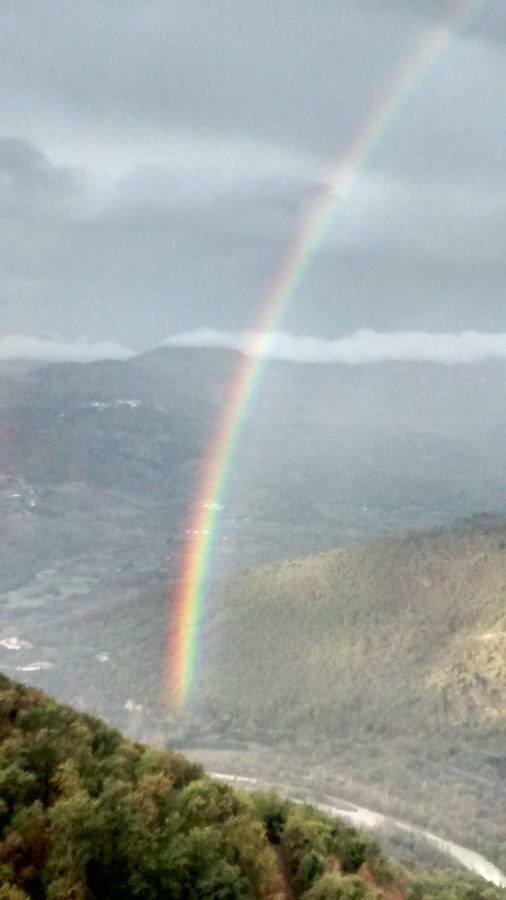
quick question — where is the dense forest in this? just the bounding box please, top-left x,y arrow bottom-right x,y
0,675 -> 505,899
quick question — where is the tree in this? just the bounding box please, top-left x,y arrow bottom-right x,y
250,790 -> 289,843
46,790 -> 98,889
293,851 -> 324,894
281,808 -> 331,874
304,873 -> 372,899
0,886 -> 30,900
179,778 -> 242,828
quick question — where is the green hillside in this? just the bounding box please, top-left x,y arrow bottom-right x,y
184,520 -> 506,871
0,675 -> 504,900
200,518 -> 506,736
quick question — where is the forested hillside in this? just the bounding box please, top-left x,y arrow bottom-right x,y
1,675 -> 503,899
187,519 -> 506,873
200,519 -> 506,736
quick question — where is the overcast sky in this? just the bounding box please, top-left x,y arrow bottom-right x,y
0,0 -> 504,354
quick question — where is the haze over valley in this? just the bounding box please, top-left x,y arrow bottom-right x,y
1,346 -> 506,874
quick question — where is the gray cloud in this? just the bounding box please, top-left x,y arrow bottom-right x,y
0,1 -> 504,346
164,329 -> 506,365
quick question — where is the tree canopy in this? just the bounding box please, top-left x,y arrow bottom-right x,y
0,675 -> 504,900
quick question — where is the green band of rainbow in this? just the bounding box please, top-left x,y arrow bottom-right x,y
166,0 -> 487,709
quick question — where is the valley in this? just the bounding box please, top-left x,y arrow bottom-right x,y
1,349 -> 506,877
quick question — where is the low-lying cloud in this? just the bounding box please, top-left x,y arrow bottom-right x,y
5,329 -> 506,366
164,328 -> 506,365
0,335 -> 134,363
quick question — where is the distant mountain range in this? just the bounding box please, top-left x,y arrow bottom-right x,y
1,347 -> 505,576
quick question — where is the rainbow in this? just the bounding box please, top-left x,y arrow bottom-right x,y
166,0 -> 487,709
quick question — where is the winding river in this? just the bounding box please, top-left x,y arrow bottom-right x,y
212,771 -> 506,888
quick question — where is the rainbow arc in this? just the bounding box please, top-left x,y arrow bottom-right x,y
166,0 -> 487,709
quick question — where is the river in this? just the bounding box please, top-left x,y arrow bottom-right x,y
212,771 -> 506,888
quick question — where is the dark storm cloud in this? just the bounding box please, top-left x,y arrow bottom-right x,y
0,0 -> 504,348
